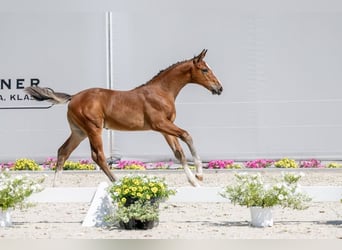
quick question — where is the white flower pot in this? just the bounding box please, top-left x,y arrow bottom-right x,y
0,209 -> 12,227
250,206 -> 273,227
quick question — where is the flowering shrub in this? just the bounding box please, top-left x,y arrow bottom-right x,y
12,158 -> 42,171
274,158 -> 298,168
220,172 -> 311,209
43,158 -> 96,170
0,170 -> 45,211
0,162 -> 14,171
326,162 -> 342,168
244,159 -> 274,168
207,160 -> 241,169
116,160 -> 146,170
63,161 -> 96,170
300,159 -> 324,168
146,161 -> 174,170
108,175 -> 176,206
42,157 -> 57,170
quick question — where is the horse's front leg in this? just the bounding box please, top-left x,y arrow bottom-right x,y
163,134 -> 201,187
164,134 -> 200,187
177,132 -> 203,181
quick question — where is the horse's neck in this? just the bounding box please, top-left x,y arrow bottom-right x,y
151,62 -> 192,98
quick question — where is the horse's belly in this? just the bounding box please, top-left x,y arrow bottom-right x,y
104,118 -> 150,131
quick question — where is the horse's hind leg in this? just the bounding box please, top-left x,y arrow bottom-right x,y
53,130 -> 86,186
87,131 -> 118,182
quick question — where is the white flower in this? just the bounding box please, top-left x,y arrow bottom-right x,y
278,194 -> 284,200
16,175 -> 23,181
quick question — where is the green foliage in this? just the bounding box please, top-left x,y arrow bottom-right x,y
106,200 -> 159,224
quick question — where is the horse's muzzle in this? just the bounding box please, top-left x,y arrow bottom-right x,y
211,85 -> 223,95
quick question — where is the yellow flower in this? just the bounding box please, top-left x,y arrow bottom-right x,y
131,187 -> 137,192
121,197 -> 126,204
146,194 -> 151,200
137,192 -> 142,198
151,187 -> 158,194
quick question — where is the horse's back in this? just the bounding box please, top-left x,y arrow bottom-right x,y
67,87 -> 147,131
67,88 -> 114,118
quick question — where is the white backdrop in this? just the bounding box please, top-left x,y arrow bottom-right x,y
0,12 -> 110,162
1,1 -> 342,163
110,6 -> 342,161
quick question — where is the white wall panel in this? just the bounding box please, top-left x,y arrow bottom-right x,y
109,5 -> 342,161
2,1 -> 342,163
0,12 -> 108,162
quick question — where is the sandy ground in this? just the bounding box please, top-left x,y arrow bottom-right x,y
1,170 -> 341,239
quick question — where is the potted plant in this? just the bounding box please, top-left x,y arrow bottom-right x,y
107,174 -> 176,229
0,170 -> 45,227
110,200 -> 159,230
220,172 -> 311,227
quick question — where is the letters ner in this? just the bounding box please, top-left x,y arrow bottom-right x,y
0,78 -> 40,90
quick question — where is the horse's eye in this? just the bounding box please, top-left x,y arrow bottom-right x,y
201,68 -> 209,73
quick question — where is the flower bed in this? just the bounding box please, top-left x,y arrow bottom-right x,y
1,157 -> 342,171
0,158 -> 96,171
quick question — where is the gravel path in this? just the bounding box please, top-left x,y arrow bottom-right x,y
1,170 -> 341,239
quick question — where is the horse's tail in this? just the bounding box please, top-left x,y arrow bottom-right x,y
25,86 -> 72,105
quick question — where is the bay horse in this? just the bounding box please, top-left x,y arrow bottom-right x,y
25,49 -> 223,187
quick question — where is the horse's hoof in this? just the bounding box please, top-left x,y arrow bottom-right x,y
195,174 -> 203,181
187,178 -> 201,187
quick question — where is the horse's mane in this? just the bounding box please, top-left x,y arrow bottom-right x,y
134,58 -> 191,89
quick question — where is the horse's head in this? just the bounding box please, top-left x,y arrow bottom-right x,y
190,49 -> 223,95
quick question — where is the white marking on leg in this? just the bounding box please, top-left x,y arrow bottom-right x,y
183,164 -> 200,187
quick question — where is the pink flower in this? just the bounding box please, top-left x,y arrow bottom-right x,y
208,160 -> 234,169
300,159 -> 324,168
244,159 -> 274,168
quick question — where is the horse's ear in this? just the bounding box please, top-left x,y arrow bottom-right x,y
195,49 -> 208,63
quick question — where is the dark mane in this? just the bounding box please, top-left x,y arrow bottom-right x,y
134,59 -> 190,89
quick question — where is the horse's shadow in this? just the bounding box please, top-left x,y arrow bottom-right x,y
205,220 -> 342,228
